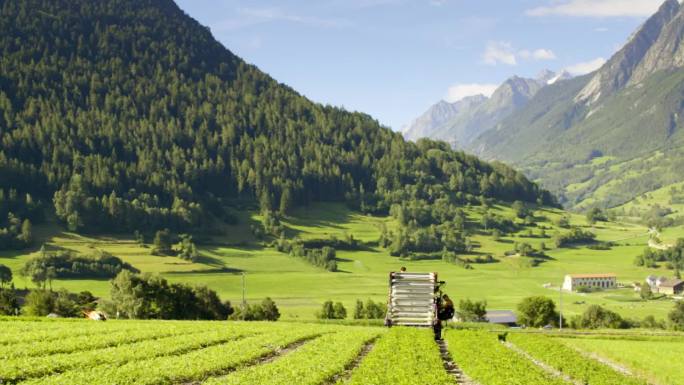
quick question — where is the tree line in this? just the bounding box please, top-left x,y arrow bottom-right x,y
0,265 -> 280,321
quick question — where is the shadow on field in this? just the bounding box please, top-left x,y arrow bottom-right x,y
164,267 -> 244,275
193,253 -> 228,267
285,206 -> 355,231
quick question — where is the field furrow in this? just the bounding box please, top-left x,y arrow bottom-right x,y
446,330 -> 567,385
2,325 -> 202,359
18,325 -> 322,385
342,327 -> 454,385
0,322 -> 152,346
0,328 -> 252,383
559,337 -> 684,385
508,333 -> 645,385
203,328 -> 382,385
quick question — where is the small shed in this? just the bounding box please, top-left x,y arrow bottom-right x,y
658,279 -> 684,296
486,310 -> 518,327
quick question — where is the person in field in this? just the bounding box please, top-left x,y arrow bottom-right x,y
438,294 -> 454,321
433,294 -> 455,340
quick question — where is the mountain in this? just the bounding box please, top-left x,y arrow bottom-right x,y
469,0 -> 684,210
547,70 -> 572,85
0,0 -> 553,252
403,71 -> 562,148
402,96 -> 487,142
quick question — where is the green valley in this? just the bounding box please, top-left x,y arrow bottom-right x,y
3,201 -> 678,321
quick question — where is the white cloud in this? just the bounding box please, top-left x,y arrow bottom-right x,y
484,42 -> 556,65
483,41 -> 517,65
532,48 -> 557,60
527,0 -> 663,18
564,57 -> 607,75
446,83 -> 499,102
519,48 -> 557,60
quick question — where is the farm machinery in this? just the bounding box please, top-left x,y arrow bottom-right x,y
385,271 -> 452,338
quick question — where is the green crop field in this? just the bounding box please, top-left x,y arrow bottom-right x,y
2,318 -> 682,385
557,334 -> 684,385
1,202 -> 682,320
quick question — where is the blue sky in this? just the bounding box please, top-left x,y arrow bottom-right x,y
175,0 -> 666,131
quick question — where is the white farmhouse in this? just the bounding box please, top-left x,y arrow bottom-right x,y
563,274 -> 617,291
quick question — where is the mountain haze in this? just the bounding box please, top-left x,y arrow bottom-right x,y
404,71 -> 561,148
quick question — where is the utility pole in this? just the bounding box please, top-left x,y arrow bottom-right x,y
241,272 -> 246,308
559,280 -> 563,331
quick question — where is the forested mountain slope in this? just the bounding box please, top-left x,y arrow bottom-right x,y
469,0 -> 684,210
0,0 -> 553,249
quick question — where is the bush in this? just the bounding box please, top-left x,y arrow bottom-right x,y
151,229 -> 173,255
0,287 -> 19,315
230,297 -> 280,321
517,296 -> 558,328
457,299 -> 487,322
586,208 -> 608,224
669,301 -> 684,331
177,234 -> 199,261
20,249 -> 138,285
353,300 -> 364,319
0,264 -> 12,287
108,271 -> 233,320
317,300 -> 347,319
441,250 -> 472,269
53,289 -> 80,317
279,239 -> 337,271
352,299 -> 386,319
553,227 -> 596,248
640,284 -> 653,300
23,289 -> 55,316
571,305 -> 629,329
641,315 -> 666,329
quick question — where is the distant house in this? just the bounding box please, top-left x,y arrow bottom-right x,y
485,310 -> 518,327
563,274 -> 616,292
645,275 -> 658,288
658,279 -> 684,296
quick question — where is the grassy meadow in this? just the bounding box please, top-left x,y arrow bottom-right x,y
1,202 -> 681,321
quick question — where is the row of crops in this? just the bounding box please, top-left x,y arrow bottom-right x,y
446,330 -> 655,385
0,318 -> 667,384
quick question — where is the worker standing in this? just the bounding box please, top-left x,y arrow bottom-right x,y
439,294 -> 454,321
434,294 -> 454,340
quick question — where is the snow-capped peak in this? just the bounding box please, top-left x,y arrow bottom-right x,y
547,70 -> 572,85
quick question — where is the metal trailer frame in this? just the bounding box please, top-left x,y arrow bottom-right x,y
386,271 -> 438,327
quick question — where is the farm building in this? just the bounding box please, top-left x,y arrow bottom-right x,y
645,275 -> 668,289
562,274 -> 616,291
485,310 -> 518,327
658,279 -> 684,296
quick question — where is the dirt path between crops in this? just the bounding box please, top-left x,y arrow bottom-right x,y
503,341 -> 580,385
437,339 -> 479,385
567,346 -> 634,377
180,335 -> 319,385
325,337 -> 378,384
